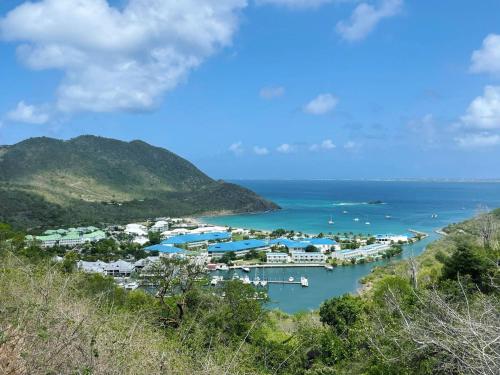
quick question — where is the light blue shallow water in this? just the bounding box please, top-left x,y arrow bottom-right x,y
206,181 -> 500,313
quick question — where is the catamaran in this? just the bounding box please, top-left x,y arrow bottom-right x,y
300,276 -> 309,287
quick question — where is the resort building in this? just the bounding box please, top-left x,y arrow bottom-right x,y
133,236 -> 149,246
266,252 -> 289,263
125,223 -> 148,237
375,234 -> 409,245
28,229 -> 106,248
144,244 -> 191,258
150,220 -> 169,233
77,260 -> 108,274
208,239 -> 269,258
304,238 -> 340,253
269,238 -> 309,252
161,232 -> 231,249
333,243 -> 391,260
290,251 -> 325,263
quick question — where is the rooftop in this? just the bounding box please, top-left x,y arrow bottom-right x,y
161,232 -> 231,245
208,239 -> 268,253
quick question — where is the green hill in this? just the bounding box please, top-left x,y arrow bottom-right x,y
0,135 -> 278,230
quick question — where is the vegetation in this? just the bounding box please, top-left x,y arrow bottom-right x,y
0,209 -> 499,374
0,135 -> 279,230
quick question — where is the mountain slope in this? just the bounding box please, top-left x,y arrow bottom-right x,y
0,136 -> 279,229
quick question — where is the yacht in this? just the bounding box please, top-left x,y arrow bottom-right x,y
354,218 -> 360,222
241,266 -> 250,272
328,216 -> 334,225
365,222 -> 371,225
260,280 -> 268,287
325,264 -> 334,271
385,215 -> 391,219
343,210 -> 348,214
288,276 -> 294,282
252,277 -> 260,286
300,277 -> 309,287
242,275 -> 251,284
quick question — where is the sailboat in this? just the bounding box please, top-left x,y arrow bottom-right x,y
328,215 -> 334,225
353,218 -> 360,222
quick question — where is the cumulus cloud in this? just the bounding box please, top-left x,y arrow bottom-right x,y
229,141 -> 244,155
455,133 -> 500,148
276,143 -> 295,153
255,0 -> 331,9
343,140 -> 360,150
6,101 -> 50,124
336,0 -> 402,42
471,34 -> 500,76
260,86 -> 285,99
304,93 -> 338,115
310,139 -> 336,151
253,145 -> 270,155
460,86 -> 500,130
0,0 -> 247,114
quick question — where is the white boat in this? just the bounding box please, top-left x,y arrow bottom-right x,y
252,277 -> 260,286
288,276 -> 294,282
260,280 -> 268,287
328,216 -> 334,225
365,222 -> 371,225
324,265 -> 334,271
124,281 -> 139,290
300,277 -> 309,287
242,276 -> 251,284
385,215 -> 391,219
232,274 -> 240,280
343,210 -> 348,214
218,264 -> 229,271
354,218 -> 360,222
241,267 -> 250,272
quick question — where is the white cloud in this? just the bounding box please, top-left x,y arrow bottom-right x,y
255,0 -> 331,9
276,143 -> 295,153
455,133 -> 500,148
336,0 -> 402,42
471,34 -> 500,75
460,86 -> 500,130
310,139 -> 336,151
229,141 -> 244,155
253,145 -> 269,155
6,101 -> 50,124
343,140 -> 359,150
260,86 -> 285,99
304,93 -> 338,115
0,0 -> 247,113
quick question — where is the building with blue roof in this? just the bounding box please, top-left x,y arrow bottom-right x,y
144,244 -> 193,258
269,237 -> 339,253
208,239 -> 269,258
161,232 -> 231,249
269,238 -> 309,251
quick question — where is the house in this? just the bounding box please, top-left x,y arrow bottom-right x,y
82,230 -> 106,242
103,260 -> 134,277
161,232 -> 231,249
266,252 -> 289,263
77,260 -> 108,274
133,236 -> 149,246
208,239 -> 269,258
150,220 -> 169,233
290,251 -> 325,263
190,226 -> 228,234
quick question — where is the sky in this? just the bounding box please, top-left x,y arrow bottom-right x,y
0,0 -> 499,180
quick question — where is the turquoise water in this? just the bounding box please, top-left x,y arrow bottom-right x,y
206,181 -> 500,313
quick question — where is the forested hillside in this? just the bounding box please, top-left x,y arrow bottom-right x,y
0,136 -> 278,229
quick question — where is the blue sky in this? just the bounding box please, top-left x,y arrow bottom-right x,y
0,0 -> 499,179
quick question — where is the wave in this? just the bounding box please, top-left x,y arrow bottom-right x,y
332,202 -> 369,206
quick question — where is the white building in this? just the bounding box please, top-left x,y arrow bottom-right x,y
150,220 -> 169,233
291,251 -> 325,263
375,234 -> 409,245
266,252 -> 289,263
103,260 -> 134,277
332,244 -> 390,260
125,223 -> 148,237
133,236 -> 149,246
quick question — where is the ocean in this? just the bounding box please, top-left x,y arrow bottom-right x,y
205,180 -> 500,313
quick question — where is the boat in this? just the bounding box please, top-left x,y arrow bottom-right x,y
242,276 -> 251,284
324,265 -> 334,271
241,266 -> 250,272
252,277 -> 261,286
232,274 -> 240,280
343,210 -> 348,214
431,214 -> 438,219
385,215 -> 391,219
210,276 -> 220,286
124,281 -> 139,290
328,216 -> 334,225
218,264 -> 229,271
365,222 -> 371,225
354,218 -> 360,222
288,276 -> 294,282
260,280 -> 268,287
300,277 -> 309,287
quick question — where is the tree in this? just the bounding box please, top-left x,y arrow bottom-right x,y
148,231 -> 161,245
319,294 -> 364,336
305,245 -> 318,253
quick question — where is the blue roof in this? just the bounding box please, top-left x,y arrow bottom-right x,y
307,238 -> 337,245
208,239 -> 268,253
161,232 -> 231,245
269,238 -> 309,248
144,244 -> 186,254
